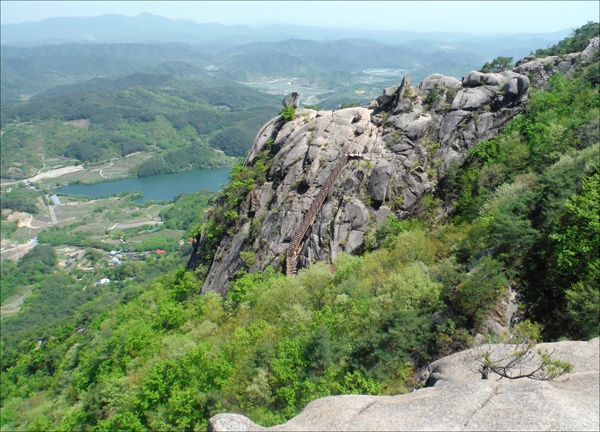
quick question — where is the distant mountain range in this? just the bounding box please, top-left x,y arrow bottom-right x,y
0,13 -> 576,105
2,12 -> 571,48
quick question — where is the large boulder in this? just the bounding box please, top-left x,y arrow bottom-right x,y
417,73 -> 462,96
376,85 -> 398,106
392,74 -> 412,112
208,338 -> 600,431
451,70 -> 530,110
501,74 -> 530,99
367,160 -> 393,202
513,53 -> 579,88
282,92 -> 300,108
390,112 -> 433,141
370,77 -> 412,110
462,70 -> 504,87
451,86 -> 496,110
582,35 -> 600,59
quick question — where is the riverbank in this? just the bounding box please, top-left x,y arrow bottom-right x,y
0,153 -> 153,190
54,167 -> 231,202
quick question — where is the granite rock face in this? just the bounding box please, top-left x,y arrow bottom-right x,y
581,35 -> 600,59
192,41 -> 593,295
282,92 -> 300,108
208,338 -> 600,431
417,73 -> 461,96
513,52 -> 580,89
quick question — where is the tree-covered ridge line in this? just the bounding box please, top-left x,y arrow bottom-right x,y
440,69 -> 599,340
0,80 -> 281,179
0,43 -> 215,103
534,21 -> 600,57
0,24 -> 598,432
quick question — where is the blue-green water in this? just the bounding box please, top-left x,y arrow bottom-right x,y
55,167 -> 231,202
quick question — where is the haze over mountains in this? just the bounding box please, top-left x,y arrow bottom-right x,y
1,13 -> 572,106
1,12 -> 571,47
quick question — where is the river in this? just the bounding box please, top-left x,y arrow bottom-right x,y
54,167 -> 231,202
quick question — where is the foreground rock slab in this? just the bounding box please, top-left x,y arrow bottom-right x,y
208,338 -> 599,431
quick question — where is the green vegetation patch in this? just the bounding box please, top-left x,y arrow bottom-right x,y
159,190 -> 215,231
441,57 -> 599,340
1,187 -> 41,214
535,21 -> 600,57
1,85 -> 279,179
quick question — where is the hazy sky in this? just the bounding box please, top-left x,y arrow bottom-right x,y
1,1 -> 598,34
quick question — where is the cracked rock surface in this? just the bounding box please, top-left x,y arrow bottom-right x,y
208,338 -> 599,431
195,42 -> 590,295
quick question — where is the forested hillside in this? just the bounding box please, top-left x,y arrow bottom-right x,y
0,24 -> 598,432
0,43 -> 212,102
0,76 -> 280,179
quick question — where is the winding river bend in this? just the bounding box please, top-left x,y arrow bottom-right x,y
55,167 -> 231,202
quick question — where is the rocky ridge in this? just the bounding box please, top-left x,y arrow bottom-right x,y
208,337 -> 600,431
192,40 -> 597,295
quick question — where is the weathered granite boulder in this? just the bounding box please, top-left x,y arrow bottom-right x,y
581,35 -> 599,59
417,73 -> 462,96
462,70 -> 504,87
367,160 -> 393,202
376,85 -> 398,106
501,74 -> 530,99
450,70 -> 530,111
208,338 -> 600,431
370,74 -> 412,112
451,86 -> 496,110
282,92 -> 300,108
366,99 -> 379,109
390,112 -> 433,141
513,53 -> 579,89
392,74 -> 411,112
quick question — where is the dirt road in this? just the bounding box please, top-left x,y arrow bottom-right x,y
109,220 -> 163,230
28,165 -> 84,183
1,237 -> 38,261
0,289 -> 32,316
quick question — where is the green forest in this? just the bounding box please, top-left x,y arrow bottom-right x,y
0,78 -> 280,180
1,25 -> 599,431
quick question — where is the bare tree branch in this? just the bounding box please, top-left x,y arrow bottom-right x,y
471,337 -> 572,381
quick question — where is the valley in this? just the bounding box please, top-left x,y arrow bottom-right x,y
0,13 -> 597,432
1,153 -> 222,320
2,190 -> 184,273
241,77 -> 335,106
239,68 -> 409,107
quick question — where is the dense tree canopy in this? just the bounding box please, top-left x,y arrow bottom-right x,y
1,85 -> 279,179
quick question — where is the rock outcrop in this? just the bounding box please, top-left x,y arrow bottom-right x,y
282,92 -> 300,108
208,338 -> 600,431
191,41 -> 593,296
417,73 -> 461,95
581,35 -> 600,59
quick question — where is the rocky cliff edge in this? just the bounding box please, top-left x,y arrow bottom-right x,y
193,38 -> 598,295
208,337 -> 600,431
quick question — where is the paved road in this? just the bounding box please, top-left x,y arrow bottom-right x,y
49,205 -> 58,224
1,237 -> 38,260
